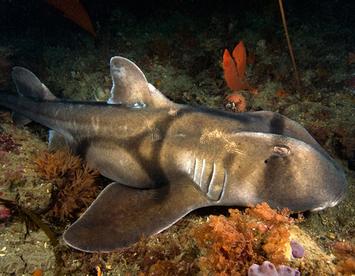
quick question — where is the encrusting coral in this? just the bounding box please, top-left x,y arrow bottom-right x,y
332,241 -> 355,275
34,150 -> 99,221
192,209 -> 263,275
246,203 -> 293,264
191,203 -> 297,275
225,92 -> 247,112
262,225 -> 291,265
0,132 -> 21,154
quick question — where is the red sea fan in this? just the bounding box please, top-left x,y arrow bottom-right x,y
232,41 -> 247,79
222,41 -> 249,92
46,0 -> 96,37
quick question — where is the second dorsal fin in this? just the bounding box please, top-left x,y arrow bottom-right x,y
108,56 -> 174,108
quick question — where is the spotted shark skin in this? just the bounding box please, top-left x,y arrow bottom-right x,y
0,56 -> 347,252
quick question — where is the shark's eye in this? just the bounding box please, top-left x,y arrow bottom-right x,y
264,145 -> 291,164
272,145 -> 291,157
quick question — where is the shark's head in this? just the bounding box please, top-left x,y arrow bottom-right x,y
221,132 -> 347,212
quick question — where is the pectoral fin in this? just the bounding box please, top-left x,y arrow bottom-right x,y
63,180 -> 209,252
11,112 -> 31,126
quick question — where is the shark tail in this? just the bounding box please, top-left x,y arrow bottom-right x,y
9,67 -> 57,126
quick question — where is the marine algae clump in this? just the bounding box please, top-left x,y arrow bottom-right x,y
332,241 -> 355,275
191,203 -> 294,275
191,209 -> 263,276
35,150 -> 99,221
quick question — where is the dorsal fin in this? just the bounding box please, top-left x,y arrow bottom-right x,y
108,56 -> 174,108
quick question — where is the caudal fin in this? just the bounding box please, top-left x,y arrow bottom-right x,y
12,67 -> 56,100
10,67 -> 57,126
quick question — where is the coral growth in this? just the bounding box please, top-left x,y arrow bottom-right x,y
245,202 -> 292,224
222,41 -> 258,112
192,209 -> 263,275
0,204 -> 11,220
0,133 -> 21,154
35,150 -> 82,180
225,92 -> 247,112
223,41 -> 249,92
2,165 -> 25,187
35,150 -> 99,220
247,203 -> 294,264
262,225 -> 290,264
191,203 -> 296,275
275,88 -> 288,98
332,241 -> 355,275
337,258 -> 355,276
32,268 -> 43,276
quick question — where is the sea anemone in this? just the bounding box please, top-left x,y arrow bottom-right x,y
35,150 -> 99,221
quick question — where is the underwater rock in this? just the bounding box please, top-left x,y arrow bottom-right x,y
248,261 -> 300,276
16,181 -> 53,213
0,222 -> 55,274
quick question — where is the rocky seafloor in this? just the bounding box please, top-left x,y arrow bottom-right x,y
0,1 -> 354,275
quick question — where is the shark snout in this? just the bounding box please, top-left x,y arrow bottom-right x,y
311,172 -> 347,211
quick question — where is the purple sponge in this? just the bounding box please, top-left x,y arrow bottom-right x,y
248,261 -> 300,276
290,240 -> 304,258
